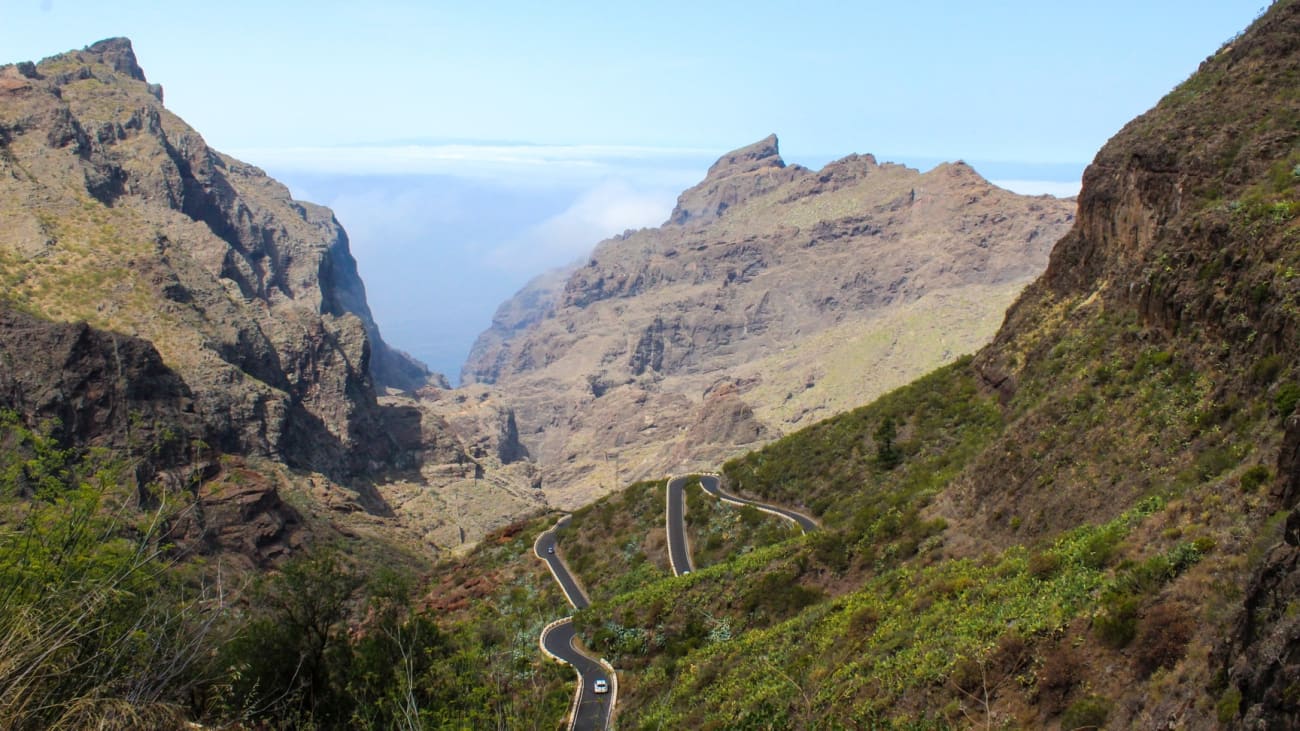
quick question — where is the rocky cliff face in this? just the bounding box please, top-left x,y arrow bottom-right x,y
465,137 -> 1075,506
0,303 -> 308,568
0,39 -> 433,481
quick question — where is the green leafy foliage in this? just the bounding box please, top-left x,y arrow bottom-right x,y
0,412 -> 214,730
1060,695 -> 1111,730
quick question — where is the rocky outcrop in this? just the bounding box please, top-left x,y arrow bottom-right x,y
1213,411 -> 1300,729
0,305 -> 311,567
0,38 -> 441,483
668,133 -> 807,225
465,135 -> 1075,506
167,461 -> 307,569
463,264 -> 573,385
0,305 -> 201,479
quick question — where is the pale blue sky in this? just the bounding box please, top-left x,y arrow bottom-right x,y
0,1 -> 1269,380
2,1 -> 1266,164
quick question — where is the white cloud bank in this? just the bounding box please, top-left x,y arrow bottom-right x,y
485,180 -> 678,274
231,142 -> 713,189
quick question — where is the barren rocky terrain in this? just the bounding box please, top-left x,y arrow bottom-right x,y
465,135 -> 1076,507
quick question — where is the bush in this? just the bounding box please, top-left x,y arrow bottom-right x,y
1250,353 -> 1285,384
1194,446 -> 1240,481
1036,646 -> 1082,714
1275,382 -> 1300,417
1061,695 -> 1111,729
1079,526 -> 1123,570
1217,687 -> 1242,724
1094,592 -> 1141,648
1241,464 -> 1271,492
220,551 -> 366,724
1132,602 -> 1194,678
1028,550 -> 1063,579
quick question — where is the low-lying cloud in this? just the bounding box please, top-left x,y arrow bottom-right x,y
233,142 -> 713,189
486,180 -> 677,274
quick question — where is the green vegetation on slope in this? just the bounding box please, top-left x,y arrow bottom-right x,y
567,306 -> 1282,727
683,476 -> 800,570
558,477 -> 799,603
727,358 -> 1000,570
0,411 -> 574,730
0,412 -> 213,729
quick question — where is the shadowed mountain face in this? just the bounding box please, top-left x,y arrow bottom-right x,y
0,38 -> 437,480
463,135 -> 1075,507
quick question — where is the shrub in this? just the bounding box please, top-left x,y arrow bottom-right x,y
220,551 -> 365,724
1094,592 -> 1141,648
1241,464 -> 1271,492
1132,602 -> 1194,678
1275,382 -> 1300,417
1250,353 -> 1285,384
1194,446 -> 1240,481
1079,526 -> 1123,570
849,605 -> 881,635
1036,646 -> 1082,714
1028,550 -> 1062,579
1061,695 -> 1111,729
874,417 -> 902,470
1217,687 -> 1242,724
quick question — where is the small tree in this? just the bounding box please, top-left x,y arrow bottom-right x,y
874,417 -> 902,470
221,550 -> 363,725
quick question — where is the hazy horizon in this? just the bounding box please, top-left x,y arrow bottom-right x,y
264,146 -> 1084,381
0,1 -> 1266,381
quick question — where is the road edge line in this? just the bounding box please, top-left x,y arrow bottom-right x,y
598,655 -> 619,730
535,516 -> 587,610
699,472 -> 817,534
539,618 -> 583,731
665,475 -> 681,576
534,520 -> 618,730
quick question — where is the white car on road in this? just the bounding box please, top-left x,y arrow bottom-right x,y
593,678 -> 609,694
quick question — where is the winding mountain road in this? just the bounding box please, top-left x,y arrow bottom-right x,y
697,474 -> 819,533
534,518 -> 616,731
534,473 -> 816,728
665,476 -> 695,576
667,474 -> 818,576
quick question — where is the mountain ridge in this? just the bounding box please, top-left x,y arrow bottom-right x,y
463,136 -> 1076,507
0,37 -> 439,485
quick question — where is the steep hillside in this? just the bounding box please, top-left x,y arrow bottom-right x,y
0,39 -> 438,482
520,3 -> 1300,728
465,135 -> 1075,507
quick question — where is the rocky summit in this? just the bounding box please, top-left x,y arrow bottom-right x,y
0,38 -> 441,482
464,136 -> 1076,507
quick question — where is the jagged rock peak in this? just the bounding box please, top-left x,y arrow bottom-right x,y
669,133 -> 806,226
704,133 -> 785,180
82,37 -> 147,82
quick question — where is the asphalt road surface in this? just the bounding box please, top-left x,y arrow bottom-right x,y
665,476 -> 695,576
534,517 -> 589,609
697,474 -> 819,533
540,618 -> 614,731
534,517 -> 613,731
